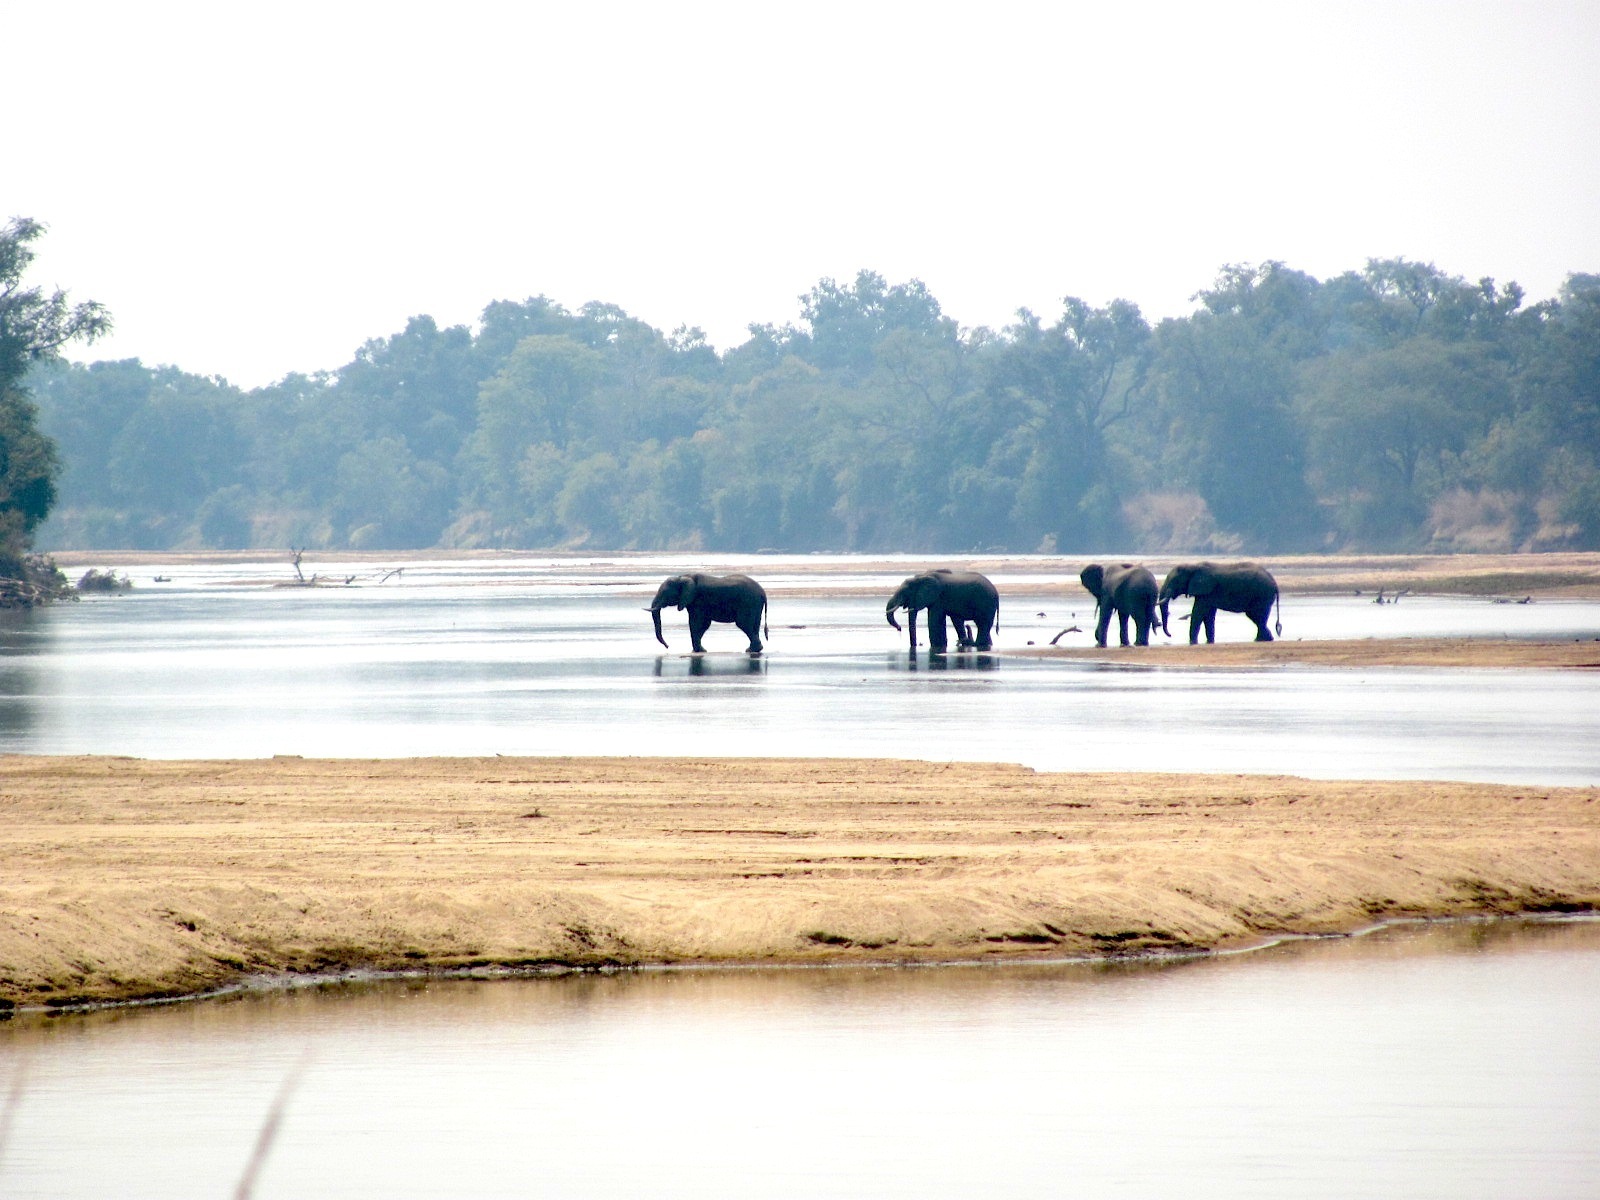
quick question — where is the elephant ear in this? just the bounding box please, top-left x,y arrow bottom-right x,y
1079,564 -> 1103,594
678,574 -> 698,609
1188,568 -> 1218,597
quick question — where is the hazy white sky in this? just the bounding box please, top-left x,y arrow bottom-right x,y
13,1 -> 1600,388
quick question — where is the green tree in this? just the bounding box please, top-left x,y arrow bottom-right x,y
712,354 -> 852,549
988,298 -> 1150,549
0,218 -> 109,597
874,324 -> 993,545
334,315 -> 483,462
233,370 -> 344,518
798,270 -> 952,379
555,451 -> 624,545
1301,338 -> 1511,546
332,435 -> 453,549
34,359 -> 251,548
462,335 -> 605,533
1505,274 -> 1600,546
1149,264 -> 1324,549
196,483 -> 254,548
29,359 -> 152,517
620,434 -> 712,547
474,297 -> 579,366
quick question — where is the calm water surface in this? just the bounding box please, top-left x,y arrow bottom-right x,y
2,554 -> 1598,782
3,919 -> 1598,1199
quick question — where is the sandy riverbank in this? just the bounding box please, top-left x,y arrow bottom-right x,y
3,755 -> 1596,1010
1025,637 -> 1600,669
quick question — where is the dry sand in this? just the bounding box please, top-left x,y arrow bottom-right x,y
3,755 -> 1596,1010
1024,637 -> 1600,670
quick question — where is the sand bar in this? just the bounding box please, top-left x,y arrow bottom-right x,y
1024,637 -> 1600,670
2,755 -> 1596,1009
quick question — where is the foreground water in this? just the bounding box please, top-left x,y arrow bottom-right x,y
2,555 -> 1598,782
3,918 -> 1596,1199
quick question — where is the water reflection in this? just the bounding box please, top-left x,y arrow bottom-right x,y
0,614 -> 45,743
653,653 -> 769,677
901,649 -> 1002,671
4,919 -> 1598,1199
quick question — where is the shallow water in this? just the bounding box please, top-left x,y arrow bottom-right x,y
2,556 -> 1597,782
3,918 -> 1597,1199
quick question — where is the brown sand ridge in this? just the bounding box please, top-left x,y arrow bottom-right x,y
1023,637 -> 1600,670
3,755 -> 1597,1009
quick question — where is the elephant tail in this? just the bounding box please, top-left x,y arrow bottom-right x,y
994,597 -> 999,635
763,595 -> 770,642
1273,588 -> 1283,636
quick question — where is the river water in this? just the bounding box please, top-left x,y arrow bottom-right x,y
3,556 -> 1598,1197
3,919 -> 1598,1199
2,554 -> 1598,783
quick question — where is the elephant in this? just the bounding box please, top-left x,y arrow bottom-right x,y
1157,561 -> 1281,643
885,569 -> 999,652
1079,562 -> 1161,647
647,572 -> 768,653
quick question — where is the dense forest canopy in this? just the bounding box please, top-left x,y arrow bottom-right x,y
26,259 -> 1600,556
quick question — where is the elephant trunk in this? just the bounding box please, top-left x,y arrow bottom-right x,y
651,606 -> 668,648
885,602 -> 902,632
1158,599 -> 1170,636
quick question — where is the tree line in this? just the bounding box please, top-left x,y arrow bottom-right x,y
24,257 -> 1600,558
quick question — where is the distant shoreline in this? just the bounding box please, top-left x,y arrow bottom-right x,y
43,548 -> 1600,598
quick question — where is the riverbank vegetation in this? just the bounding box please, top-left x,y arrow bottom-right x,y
0,218 -> 109,605
29,261 -> 1600,557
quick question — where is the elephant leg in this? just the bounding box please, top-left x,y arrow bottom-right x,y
926,606 -> 949,653
975,617 -> 993,651
1202,609 -> 1217,643
688,610 -> 712,653
1134,614 -> 1150,646
1188,609 -> 1203,645
1252,607 -> 1273,642
1117,610 -> 1132,646
741,612 -> 763,653
1094,602 -> 1112,648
